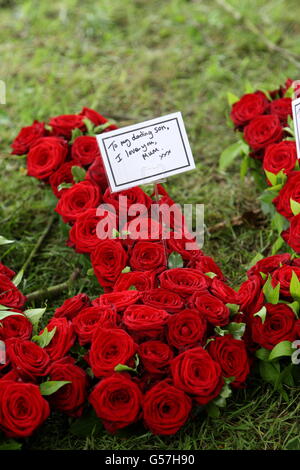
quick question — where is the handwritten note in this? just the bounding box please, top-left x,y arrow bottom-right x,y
292,98 -> 300,159
96,112 -> 195,192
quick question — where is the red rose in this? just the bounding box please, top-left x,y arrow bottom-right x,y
130,241 -> 166,271
251,303 -> 297,349
49,114 -> 86,139
143,380 -> 191,435
281,215 -> 300,252
49,161 -> 78,198
209,278 -> 238,304
273,171 -> 300,220
244,115 -> 283,151
139,340 -> 174,376
247,253 -> 291,279
79,107 -> 117,131
0,380 -> 50,438
208,335 -> 250,388
68,208 -> 116,254
230,91 -> 269,128
89,327 -> 137,377
113,270 -> 156,291
123,305 -> 170,342
72,306 -> 117,345
92,290 -> 141,312
189,292 -> 230,326
103,187 -> 152,218
85,155 -> 108,190
89,373 -> 142,433
167,234 -> 202,261
142,288 -> 184,313
54,293 -> 91,320
0,263 -> 15,280
7,339 -> 50,381
27,137 -> 68,181
71,135 -> 100,166
91,240 -> 128,288
0,274 -> 26,309
171,347 -> 223,405
263,141 -> 297,179
55,180 -> 102,224
271,265 -> 300,298
187,255 -> 225,280
159,268 -> 209,297
11,120 -> 46,155
0,314 -> 32,341
269,97 -> 292,123
167,309 -> 207,350
237,275 -> 264,316
42,317 -> 76,361
48,356 -> 88,417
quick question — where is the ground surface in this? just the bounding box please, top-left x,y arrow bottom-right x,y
0,0 -> 300,450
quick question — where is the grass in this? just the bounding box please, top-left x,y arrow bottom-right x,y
0,0 -> 300,450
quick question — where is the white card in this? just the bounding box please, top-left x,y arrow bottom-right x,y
292,97 -> 300,159
96,112 -> 195,192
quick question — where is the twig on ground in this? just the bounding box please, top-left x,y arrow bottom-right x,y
26,268 -> 81,302
21,213 -> 57,274
208,208 -> 265,234
215,0 -> 300,66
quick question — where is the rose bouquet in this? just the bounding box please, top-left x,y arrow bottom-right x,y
237,253 -> 300,398
221,78 -> 300,255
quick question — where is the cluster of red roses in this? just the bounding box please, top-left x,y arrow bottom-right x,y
0,262 -> 88,438
229,78 -> 300,253
5,108 -> 252,438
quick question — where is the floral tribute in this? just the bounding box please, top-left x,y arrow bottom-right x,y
222,78 -> 300,255
221,79 -> 300,392
0,109 -> 252,442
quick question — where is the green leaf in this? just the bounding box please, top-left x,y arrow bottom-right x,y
264,169 -> 277,186
12,268 -> 24,287
285,437 -> 300,450
255,347 -> 270,361
240,155 -> 250,181
70,127 -> 83,144
227,92 -> 239,106
271,212 -> 288,234
219,141 -> 245,172
206,402 -> 220,418
121,266 -> 131,274
0,439 -> 22,450
94,122 -> 113,133
168,251 -> 184,269
0,310 -> 24,321
0,235 -> 15,246
213,382 -> 232,408
32,327 -> 56,348
205,271 -> 217,279
247,252 -> 264,269
271,235 -> 284,255
259,360 -> 280,385
262,275 -> 280,304
71,166 -> 86,183
57,182 -> 72,191
70,409 -> 103,437
40,380 -> 70,396
114,354 -> 139,374
290,270 -> 300,301
269,341 -> 293,361
128,285 -> 137,291
87,268 -> 94,276
284,87 -> 294,98
226,303 -> 239,315
24,307 -> 46,332
290,198 -> 300,216
83,118 -> 95,135
253,306 -> 267,324
227,322 -> 245,340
